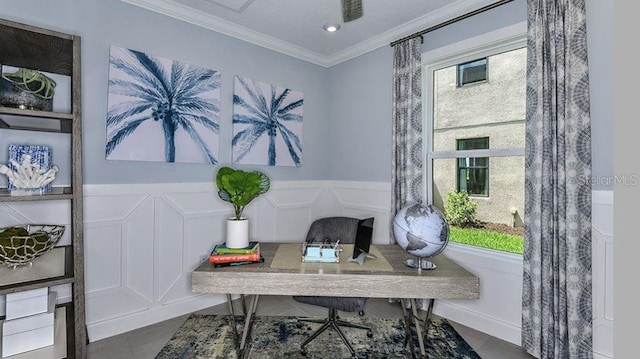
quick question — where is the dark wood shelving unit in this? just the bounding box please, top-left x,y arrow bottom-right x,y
0,18 -> 85,359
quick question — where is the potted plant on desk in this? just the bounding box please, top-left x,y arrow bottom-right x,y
216,166 -> 270,248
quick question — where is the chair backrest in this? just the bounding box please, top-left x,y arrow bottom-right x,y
305,217 -> 360,245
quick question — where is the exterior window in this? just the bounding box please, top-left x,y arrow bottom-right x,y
457,138 -> 489,196
457,58 -> 487,87
425,36 -> 526,254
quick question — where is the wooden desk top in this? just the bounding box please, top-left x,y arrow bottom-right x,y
191,243 -> 479,300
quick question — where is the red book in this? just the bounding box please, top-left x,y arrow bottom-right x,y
209,251 -> 261,264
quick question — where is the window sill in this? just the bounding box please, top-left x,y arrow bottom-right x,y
443,242 -> 523,272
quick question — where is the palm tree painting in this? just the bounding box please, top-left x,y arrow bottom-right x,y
232,75 -> 303,166
106,46 -> 220,164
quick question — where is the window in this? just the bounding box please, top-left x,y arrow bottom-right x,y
424,29 -> 526,254
457,138 -> 489,196
457,58 -> 487,87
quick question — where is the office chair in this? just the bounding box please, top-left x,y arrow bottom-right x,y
293,216 -> 374,357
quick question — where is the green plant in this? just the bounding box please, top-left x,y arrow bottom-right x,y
445,191 -> 478,227
2,68 -> 56,99
216,166 -> 270,220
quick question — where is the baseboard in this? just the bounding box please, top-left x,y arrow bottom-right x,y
593,352 -> 613,359
87,294 -> 226,342
433,300 -> 522,346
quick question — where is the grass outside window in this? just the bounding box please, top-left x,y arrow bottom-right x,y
449,226 -> 524,254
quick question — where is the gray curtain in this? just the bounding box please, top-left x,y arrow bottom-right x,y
522,0 -> 593,358
391,37 -> 423,223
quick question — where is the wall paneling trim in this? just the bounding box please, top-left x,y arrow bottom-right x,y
1,182 -> 611,357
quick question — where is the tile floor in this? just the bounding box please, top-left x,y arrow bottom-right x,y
86,296 -> 535,359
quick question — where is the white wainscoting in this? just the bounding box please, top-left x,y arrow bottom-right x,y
592,190 -> 614,359
81,180 -> 393,341
433,244 -> 525,345
0,182 -> 613,358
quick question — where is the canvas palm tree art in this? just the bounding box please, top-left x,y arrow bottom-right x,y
106,46 -> 220,164
232,75 -> 303,166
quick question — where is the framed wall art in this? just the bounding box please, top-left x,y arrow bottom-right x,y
106,46 -> 220,164
232,75 -> 303,167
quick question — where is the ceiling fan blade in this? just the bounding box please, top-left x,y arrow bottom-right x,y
342,0 -> 363,22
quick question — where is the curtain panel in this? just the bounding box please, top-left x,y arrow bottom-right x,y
522,0 -> 593,358
391,37 -> 423,225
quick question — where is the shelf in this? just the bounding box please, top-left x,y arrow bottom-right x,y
0,107 -> 73,133
0,246 -> 73,295
0,187 -> 73,202
0,108 -> 73,120
0,303 -> 72,359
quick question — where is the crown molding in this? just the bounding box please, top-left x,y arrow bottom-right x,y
122,0 -> 500,68
121,0 -> 332,66
324,0 -> 499,66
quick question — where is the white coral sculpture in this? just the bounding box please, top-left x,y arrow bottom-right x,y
0,154 -> 59,189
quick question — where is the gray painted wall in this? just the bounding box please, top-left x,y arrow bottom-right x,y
326,45 -> 393,182
0,0 -> 614,189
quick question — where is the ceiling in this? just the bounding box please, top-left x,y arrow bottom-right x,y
122,0 -> 497,67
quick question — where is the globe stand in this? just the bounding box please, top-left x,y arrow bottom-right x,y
403,257 -> 437,271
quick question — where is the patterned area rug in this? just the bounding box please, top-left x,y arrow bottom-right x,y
155,314 -> 482,359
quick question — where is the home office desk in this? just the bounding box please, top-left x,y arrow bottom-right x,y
191,242 -> 479,358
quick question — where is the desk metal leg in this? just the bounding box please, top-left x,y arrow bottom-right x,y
226,294 -> 240,350
239,294 -> 260,359
226,294 -> 260,359
409,298 -> 426,357
399,298 -> 417,358
399,298 -> 435,358
421,298 -> 435,343
240,294 -> 247,315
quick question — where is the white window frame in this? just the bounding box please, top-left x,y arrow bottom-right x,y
422,22 -> 527,205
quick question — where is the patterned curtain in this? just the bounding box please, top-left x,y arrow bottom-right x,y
522,0 -> 593,358
391,37 -> 423,225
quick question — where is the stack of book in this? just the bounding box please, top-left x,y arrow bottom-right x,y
209,241 -> 263,267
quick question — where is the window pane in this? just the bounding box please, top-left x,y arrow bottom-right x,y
458,167 -> 489,196
456,138 -> 489,196
432,48 -> 526,152
432,156 -> 525,253
428,45 -> 526,254
457,137 -> 489,150
457,58 -> 487,87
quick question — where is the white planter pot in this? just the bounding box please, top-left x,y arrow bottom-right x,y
226,218 -> 249,248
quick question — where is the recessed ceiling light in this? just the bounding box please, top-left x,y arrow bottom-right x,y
323,23 -> 341,33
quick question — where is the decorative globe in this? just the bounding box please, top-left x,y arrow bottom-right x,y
393,203 -> 450,258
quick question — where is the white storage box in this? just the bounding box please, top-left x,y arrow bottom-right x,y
4,288 -> 49,320
2,292 -> 56,357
